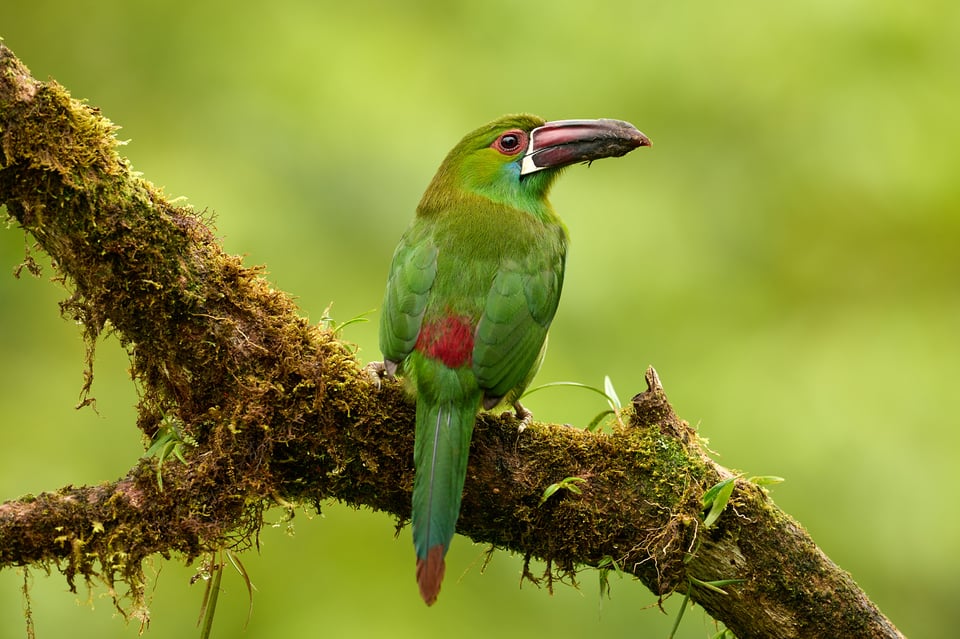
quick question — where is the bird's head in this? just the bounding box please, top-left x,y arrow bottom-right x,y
419,113 -> 650,214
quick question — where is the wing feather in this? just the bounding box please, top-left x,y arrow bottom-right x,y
379,230 -> 438,365
473,253 -> 563,403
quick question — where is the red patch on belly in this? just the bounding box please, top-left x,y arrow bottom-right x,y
416,315 -> 474,368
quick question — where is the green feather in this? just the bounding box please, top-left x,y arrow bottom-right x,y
379,229 -> 437,365
410,358 -> 480,560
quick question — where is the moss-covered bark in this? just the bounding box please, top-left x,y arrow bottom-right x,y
0,43 -> 901,638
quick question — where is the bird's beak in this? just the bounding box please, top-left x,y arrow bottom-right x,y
520,119 -> 651,176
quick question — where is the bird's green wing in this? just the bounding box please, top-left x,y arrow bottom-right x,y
379,228 -> 438,367
472,255 -> 564,404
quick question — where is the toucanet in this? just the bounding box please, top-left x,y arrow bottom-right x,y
378,114 -> 650,605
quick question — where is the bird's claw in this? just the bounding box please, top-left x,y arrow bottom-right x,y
513,401 -> 533,432
365,361 -> 389,390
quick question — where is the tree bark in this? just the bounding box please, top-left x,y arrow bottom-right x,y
0,43 -> 902,638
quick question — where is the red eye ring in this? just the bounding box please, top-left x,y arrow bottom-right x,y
492,129 -> 528,156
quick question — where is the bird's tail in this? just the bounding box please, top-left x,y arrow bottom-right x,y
412,396 -> 477,605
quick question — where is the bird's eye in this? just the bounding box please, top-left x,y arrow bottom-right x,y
492,130 -> 527,155
500,134 -> 519,150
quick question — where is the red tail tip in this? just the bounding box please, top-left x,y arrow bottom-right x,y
416,545 -> 446,606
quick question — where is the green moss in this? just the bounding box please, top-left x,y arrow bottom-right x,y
1,50 -> 367,617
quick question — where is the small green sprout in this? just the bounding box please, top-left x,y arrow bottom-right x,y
522,374 -> 624,431
319,303 -> 373,335
669,477 -> 750,638
143,414 -> 196,490
196,552 -> 223,639
196,549 -> 255,639
689,576 -> 746,595
669,577 -> 746,638
603,374 -> 622,410
701,476 -> 738,528
538,476 -> 586,506
597,555 -> 624,599
668,590 -> 693,639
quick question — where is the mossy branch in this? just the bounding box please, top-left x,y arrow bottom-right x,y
0,43 -> 901,638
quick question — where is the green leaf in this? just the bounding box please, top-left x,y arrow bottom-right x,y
597,555 -> 623,599
522,380 -> 612,402
585,409 -> 614,432
748,475 -> 785,486
668,589 -> 692,639
603,375 -> 621,410
319,304 -> 374,335
702,476 -> 737,528
142,415 -> 195,491
597,555 -> 623,574
226,551 -> 255,629
539,483 -> 561,505
689,575 -> 745,595
700,476 -> 733,507
332,311 -> 374,334
143,431 -> 173,459
197,552 -> 224,639
538,477 -> 586,506
171,445 -> 188,465
522,377 -> 624,430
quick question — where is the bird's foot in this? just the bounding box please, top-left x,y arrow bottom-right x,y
364,360 -> 396,389
513,401 -> 533,432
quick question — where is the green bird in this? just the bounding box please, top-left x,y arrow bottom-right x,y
379,114 -> 649,605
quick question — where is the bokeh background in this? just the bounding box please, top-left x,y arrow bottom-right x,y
1,2 -> 957,637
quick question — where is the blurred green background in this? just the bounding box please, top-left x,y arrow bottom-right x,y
1,1 -> 957,637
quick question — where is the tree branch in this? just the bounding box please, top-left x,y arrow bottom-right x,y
0,43 -> 901,638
